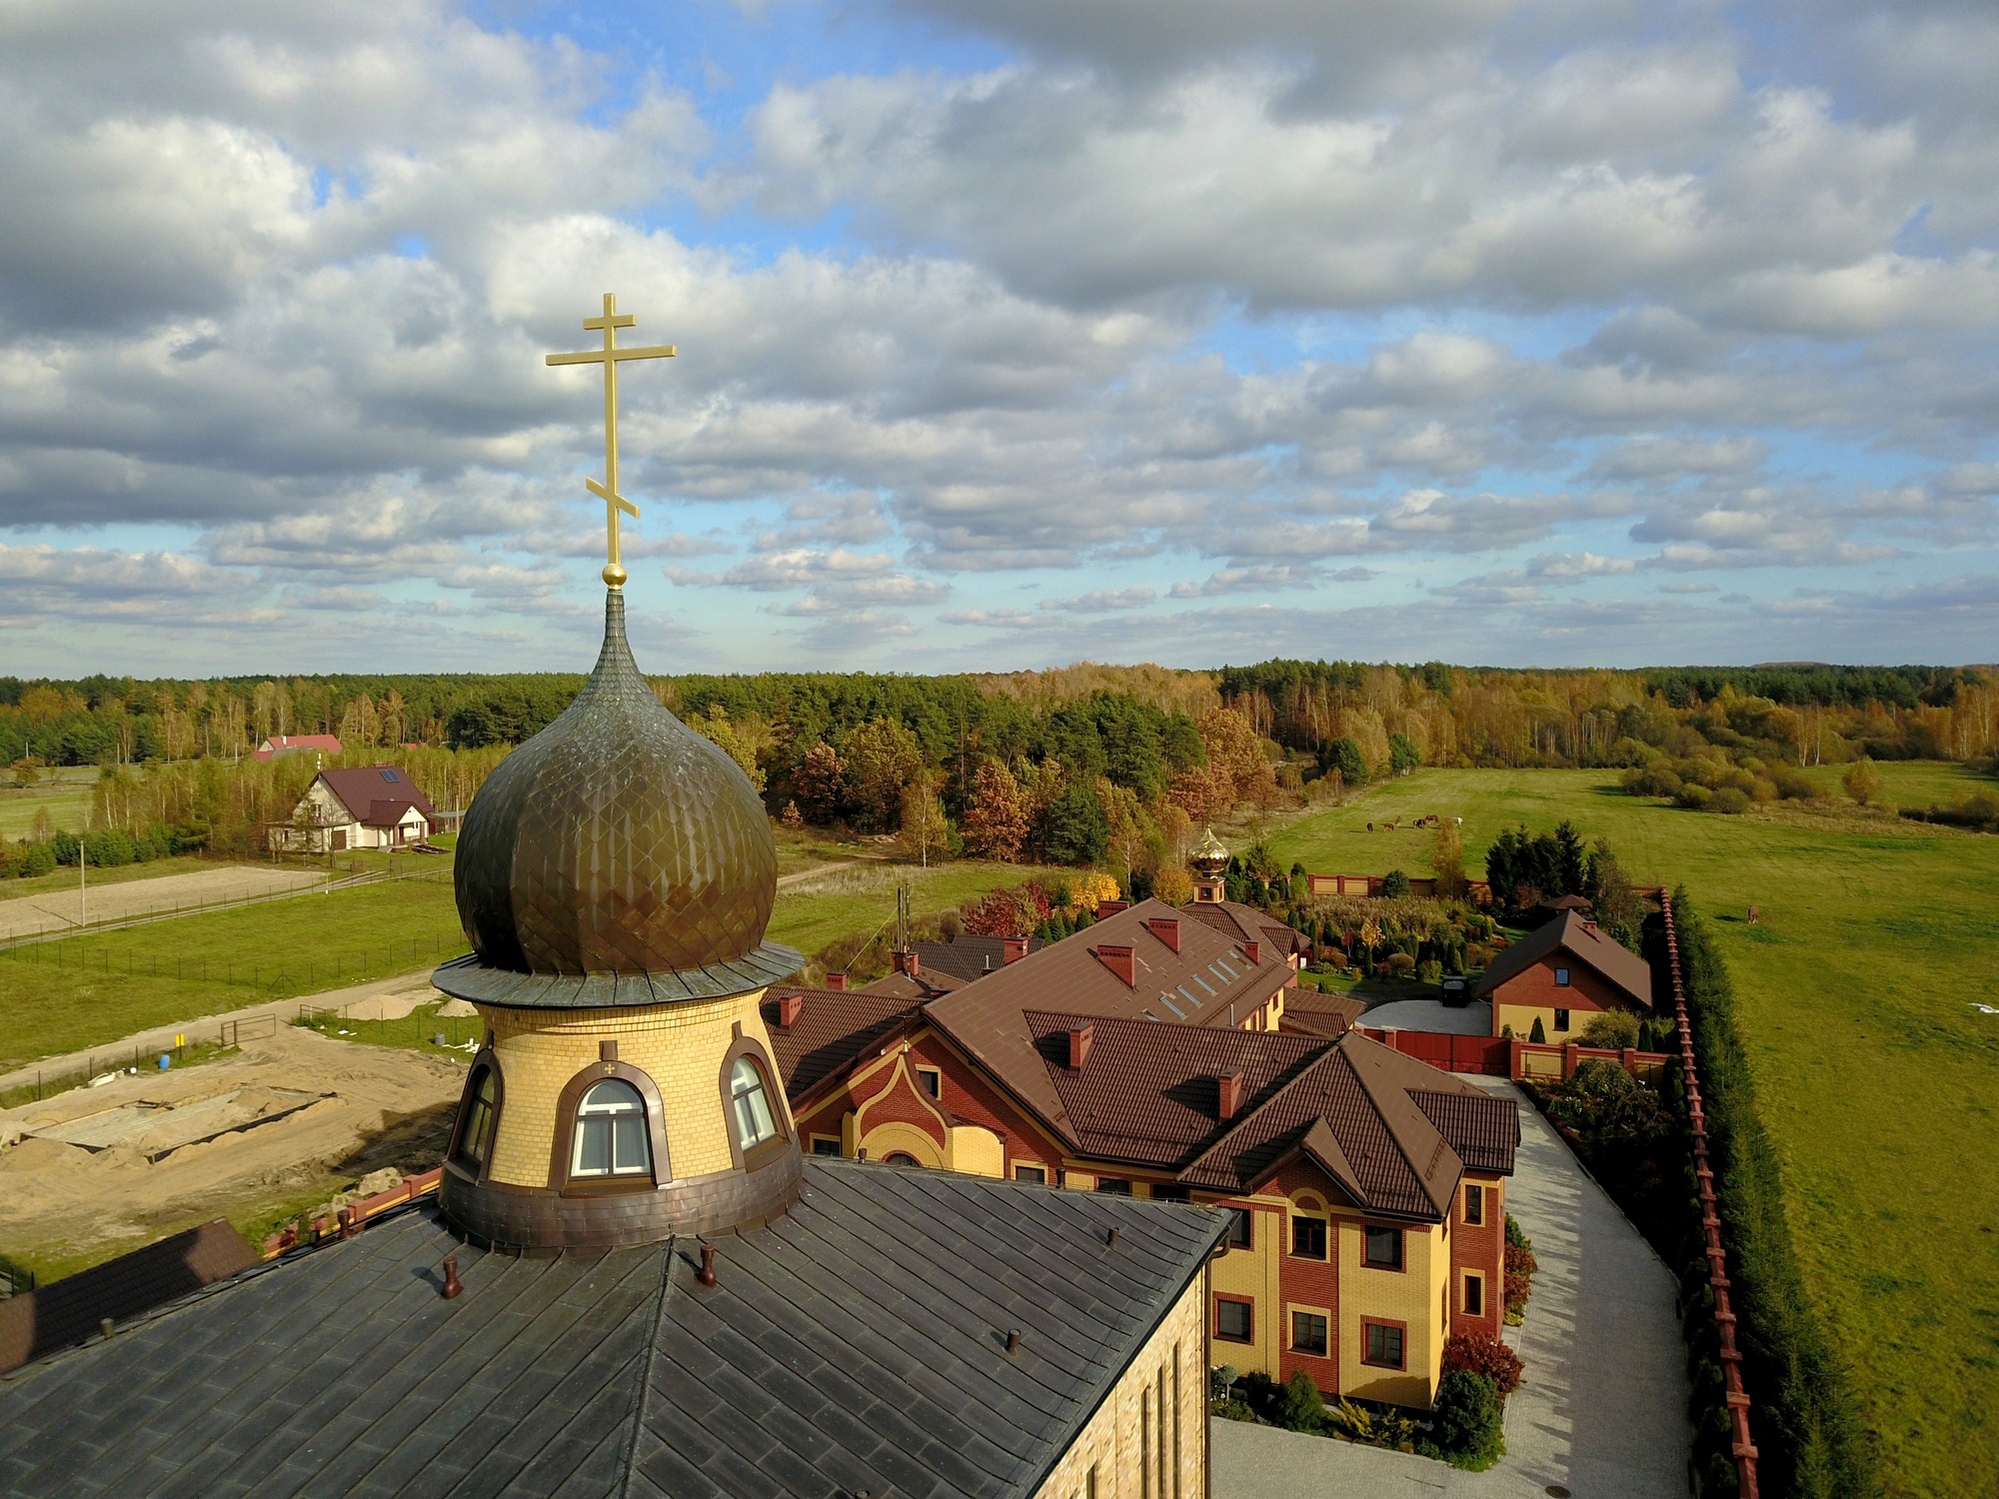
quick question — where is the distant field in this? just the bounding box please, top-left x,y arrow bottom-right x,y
0,776 -> 93,840
766,858 -> 1067,959
1267,764 -> 1999,1499
0,873 -> 468,1070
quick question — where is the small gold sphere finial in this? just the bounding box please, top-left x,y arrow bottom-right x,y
602,562 -> 628,588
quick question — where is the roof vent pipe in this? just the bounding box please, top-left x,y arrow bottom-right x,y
1005,1329 -> 1022,1354
1068,1024 -> 1094,1070
441,1255 -> 463,1300
697,1244 -> 717,1288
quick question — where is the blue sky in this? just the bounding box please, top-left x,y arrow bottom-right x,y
1,0 -> 1994,677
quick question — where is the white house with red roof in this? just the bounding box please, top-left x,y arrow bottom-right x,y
273,764 -> 438,852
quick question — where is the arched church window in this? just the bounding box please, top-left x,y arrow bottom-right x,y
883,1152 -> 921,1167
454,1064 -> 498,1171
729,1056 -> 779,1151
571,1079 -> 651,1178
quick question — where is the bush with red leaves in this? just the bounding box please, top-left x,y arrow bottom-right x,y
1443,1329 -> 1525,1399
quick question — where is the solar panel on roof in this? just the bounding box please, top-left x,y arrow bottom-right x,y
381,769 -> 400,782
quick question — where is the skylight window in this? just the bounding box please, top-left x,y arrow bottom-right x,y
1177,985 -> 1202,1009
1159,995 -> 1185,1019
380,769 -> 400,782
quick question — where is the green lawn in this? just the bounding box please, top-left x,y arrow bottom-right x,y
0,776 -> 94,840
1265,764 -> 1999,1499
0,873 -> 468,1070
766,858 -> 1068,959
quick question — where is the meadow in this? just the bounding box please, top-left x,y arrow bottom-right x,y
0,772 -> 93,840
1264,764 -> 1999,1499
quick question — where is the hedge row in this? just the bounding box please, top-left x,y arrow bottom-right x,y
1671,890 -> 1873,1498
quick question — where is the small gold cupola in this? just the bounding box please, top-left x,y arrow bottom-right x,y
433,295 -> 803,1253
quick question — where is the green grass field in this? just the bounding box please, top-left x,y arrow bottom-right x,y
0,873 -> 468,1071
0,775 -> 94,840
764,858 -> 1068,960
1265,764 -> 1999,1499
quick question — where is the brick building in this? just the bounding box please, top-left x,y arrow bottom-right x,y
770,899 -> 1519,1410
1477,908 -> 1655,1041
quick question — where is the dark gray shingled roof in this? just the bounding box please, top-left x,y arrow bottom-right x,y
0,1158 -> 1227,1499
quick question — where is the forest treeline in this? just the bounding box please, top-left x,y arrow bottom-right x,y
3,658 -> 1994,878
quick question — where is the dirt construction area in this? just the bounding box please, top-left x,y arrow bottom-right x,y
0,1022 -> 465,1279
0,864 -> 326,943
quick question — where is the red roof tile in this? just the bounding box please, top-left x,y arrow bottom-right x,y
762,987 -> 922,1105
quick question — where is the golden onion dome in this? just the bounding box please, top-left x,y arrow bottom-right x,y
1189,825 -> 1231,877
435,589 -> 800,1007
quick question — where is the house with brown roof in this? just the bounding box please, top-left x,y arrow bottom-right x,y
1477,908 -> 1655,1040
765,898 -> 1519,1410
272,764 -> 439,853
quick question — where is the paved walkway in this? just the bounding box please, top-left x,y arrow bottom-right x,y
1213,1079 -> 1690,1498
1359,997 -> 1495,1037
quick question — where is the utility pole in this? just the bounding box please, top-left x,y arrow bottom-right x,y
79,837 -> 86,928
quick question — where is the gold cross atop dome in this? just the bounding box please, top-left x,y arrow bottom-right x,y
546,293 -> 676,588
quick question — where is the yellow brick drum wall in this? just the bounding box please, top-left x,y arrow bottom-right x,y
1033,1272 -> 1208,1499
477,987 -> 787,1188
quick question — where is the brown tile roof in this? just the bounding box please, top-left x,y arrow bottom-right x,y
318,765 -> 439,829
1280,988 -> 1366,1039
909,935 -> 1045,982
924,898 -> 1295,1144
1022,1013 -> 1326,1169
1179,900 -> 1311,958
1475,909 -> 1654,1009
857,967 -> 967,1000
1017,1019 -> 1516,1221
1410,1088 -> 1519,1175
0,1219 -> 258,1375
1177,1035 -> 1468,1217
761,987 -> 922,1104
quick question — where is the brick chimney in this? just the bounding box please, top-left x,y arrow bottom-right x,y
1001,936 -> 1028,966
1244,940 -> 1261,965
1096,944 -> 1136,987
892,950 -> 921,977
1217,1070 -> 1244,1121
824,971 -> 848,992
777,993 -> 803,1029
1145,916 -> 1181,953
1097,899 -> 1129,921
1068,1023 -> 1095,1070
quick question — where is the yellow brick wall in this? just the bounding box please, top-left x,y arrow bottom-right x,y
476,987 -> 785,1188
1206,1201 -> 1281,1379
1032,1272 -> 1208,1499
1336,1215 -> 1443,1408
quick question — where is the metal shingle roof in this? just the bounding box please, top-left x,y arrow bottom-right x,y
0,1160 -> 1227,1499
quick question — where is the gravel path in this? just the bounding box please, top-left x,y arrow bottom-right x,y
0,864 -> 327,943
1213,1078 -> 1690,1498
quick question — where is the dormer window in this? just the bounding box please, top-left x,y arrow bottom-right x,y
571,1079 -> 650,1177
729,1057 -> 779,1150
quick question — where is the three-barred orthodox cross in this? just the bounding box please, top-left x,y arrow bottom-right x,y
545,292 -> 676,588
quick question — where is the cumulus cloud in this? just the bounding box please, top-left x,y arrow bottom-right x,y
0,0 -> 1993,671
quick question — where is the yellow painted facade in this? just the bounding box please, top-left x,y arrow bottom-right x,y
1495,1003 -> 1579,1044
1336,1215 -> 1446,1407
1031,1271 -> 1208,1499
476,986 -> 786,1187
